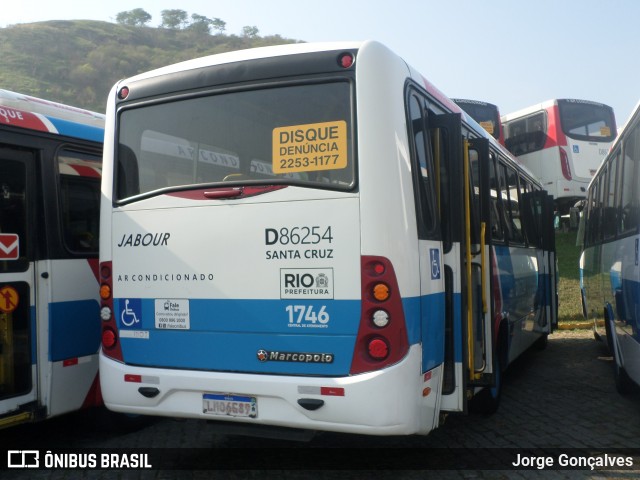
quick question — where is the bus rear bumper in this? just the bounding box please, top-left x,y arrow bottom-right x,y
100,345 -> 442,436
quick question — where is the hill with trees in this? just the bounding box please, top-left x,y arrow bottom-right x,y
0,9 -> 299,112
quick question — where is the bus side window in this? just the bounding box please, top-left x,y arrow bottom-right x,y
585,179 -> 598,246
603,151 -> 619,240
505,165 -> 524,244
58,149 -> 101,254
595,172 -> 606,244
488,154 -> 504,242
620,123 -> 640,235
407,92 -> 438,239
497,162 -> 513,242
504,112 -> 547,156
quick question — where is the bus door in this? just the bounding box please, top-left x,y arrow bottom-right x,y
428,112 -> 495,413
43,151 -> 102,418
466,137 -> 496,389
0,147 -> 38,426
538,191 -> 558,331
544,193 -> 558,330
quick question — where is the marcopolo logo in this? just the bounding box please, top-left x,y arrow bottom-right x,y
257,349 -> 334,364
280,268 -> 333,299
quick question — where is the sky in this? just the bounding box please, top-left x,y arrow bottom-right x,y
2,0 -> 639,125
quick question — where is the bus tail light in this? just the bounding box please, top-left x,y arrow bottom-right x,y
102,328 -> 117,349
350,256 -> 409,374
560,148 -> 572,180
99,261 -> 124,362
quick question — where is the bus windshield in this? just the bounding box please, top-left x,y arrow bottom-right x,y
558,99 -> 616,142
116,81 -> 355,201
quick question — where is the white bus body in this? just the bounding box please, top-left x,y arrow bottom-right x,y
580,99 -> 640,392
99,41 -> 556,436
502,99 -> 616,214
0,90 -> 104,428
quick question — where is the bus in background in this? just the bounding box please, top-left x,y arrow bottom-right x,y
502,99 -> 617,215
452,99 -> 504,145
579,99 -> 640,393
0,89 -> 104,428
99,41 -> 557,437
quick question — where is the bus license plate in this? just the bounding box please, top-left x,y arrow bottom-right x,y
203,393 -> 257,418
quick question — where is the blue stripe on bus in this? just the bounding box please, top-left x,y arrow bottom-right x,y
116,293 -> 448,375
45,117 -> 104,143
49,300 -> 101,362
402,294 -> 446,372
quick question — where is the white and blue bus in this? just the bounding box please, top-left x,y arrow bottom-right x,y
580,100 -> 640,393
99,41 -> 557,436
0,89 -> 104,428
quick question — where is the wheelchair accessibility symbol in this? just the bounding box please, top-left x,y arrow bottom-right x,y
120,298 -> 142,328
430,248 -> 441,280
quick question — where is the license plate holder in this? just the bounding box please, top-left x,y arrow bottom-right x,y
203,393 -> 257,418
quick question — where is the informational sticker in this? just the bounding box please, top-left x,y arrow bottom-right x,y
479,121 -> 494,135
601,126 -> 611,137
0,233 -> 19,260
272,120 -> 347,174
120,298 -> 142,329
430,249 -> 441,280
0,285 -> 19,313
280,268 -> 334,299
155,299 -> 190,330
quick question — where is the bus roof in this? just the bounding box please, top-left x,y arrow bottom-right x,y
0,89 -> 104,143
501,98 -> 613,122
119,41 -> 365,85
111,40 -> 539,187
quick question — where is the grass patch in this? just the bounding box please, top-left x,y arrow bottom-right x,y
555,231 -> 584,322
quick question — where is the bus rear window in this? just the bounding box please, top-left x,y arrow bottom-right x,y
116,82 -> 354,201
558,99 -> 616,142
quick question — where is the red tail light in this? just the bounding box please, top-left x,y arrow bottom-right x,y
560,148 -> 572,180
99,261 -> 124,361
350,256 -> 409,374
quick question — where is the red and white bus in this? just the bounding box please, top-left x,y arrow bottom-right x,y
502,99 -> 616,214
0,89 -> 104,428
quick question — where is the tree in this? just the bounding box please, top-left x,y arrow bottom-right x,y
242,26 -> 259,38
211,18 -> 226,34
115,9 -> 151,27
161,9 -> 188,30
188,14 -> 212,35
188,14 -> 227,35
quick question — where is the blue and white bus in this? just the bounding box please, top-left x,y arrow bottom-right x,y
580,100 -> 640,393
0,89 -> 104,428
99,41 -> 557,436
